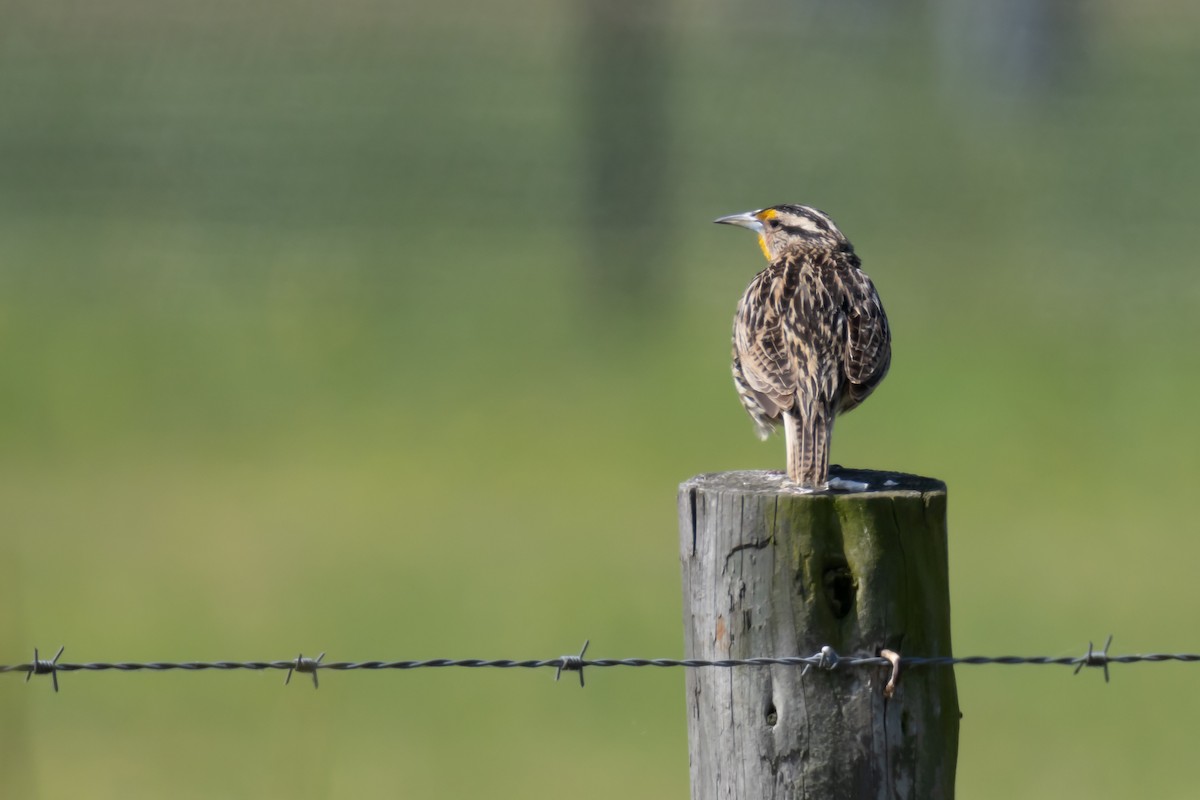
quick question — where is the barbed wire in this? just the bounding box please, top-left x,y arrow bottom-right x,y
6,636 -> 1200,693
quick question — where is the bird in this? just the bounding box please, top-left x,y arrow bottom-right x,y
714,204 -> 891,490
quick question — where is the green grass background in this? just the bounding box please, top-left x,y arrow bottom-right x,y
3,1 -> 1200,797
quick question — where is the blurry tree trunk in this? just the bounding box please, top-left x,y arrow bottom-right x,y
0,545 -> 31,796
935,0 -> 1084,100
577,0 -> 670,316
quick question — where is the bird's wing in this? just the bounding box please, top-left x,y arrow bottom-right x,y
732,348 -> 782,438
840,269 -> 891,409
734,272 -> 800,415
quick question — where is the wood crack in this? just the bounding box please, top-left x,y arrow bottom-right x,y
724,537 -> 773,571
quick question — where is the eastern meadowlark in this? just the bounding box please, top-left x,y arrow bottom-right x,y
715,204 -> 891,490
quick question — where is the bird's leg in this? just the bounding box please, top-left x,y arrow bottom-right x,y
783,409 -> 833,490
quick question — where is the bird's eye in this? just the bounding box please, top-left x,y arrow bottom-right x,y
765,218 -> 781,230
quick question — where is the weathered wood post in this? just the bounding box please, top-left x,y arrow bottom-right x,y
679,469 -> 959,799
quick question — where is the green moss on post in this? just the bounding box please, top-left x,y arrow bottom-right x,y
679,469 -> 959,800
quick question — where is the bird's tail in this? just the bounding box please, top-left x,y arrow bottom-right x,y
783,407 -> 834,489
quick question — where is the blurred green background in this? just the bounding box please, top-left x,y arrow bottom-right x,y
3,0 -> 1200,797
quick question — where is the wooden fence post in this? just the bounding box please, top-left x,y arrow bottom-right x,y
679,469 -> 959,799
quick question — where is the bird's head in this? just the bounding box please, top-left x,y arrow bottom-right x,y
714,204 -> 847,262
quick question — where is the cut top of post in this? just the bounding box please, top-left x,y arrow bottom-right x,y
681,468 -> 946,498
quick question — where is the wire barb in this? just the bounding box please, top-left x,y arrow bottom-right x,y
285,652 -> 325,689
555,640 -> 589,687
802,645 -> 841,676
27,646 -> 65,692
1073,634 -> 1114,683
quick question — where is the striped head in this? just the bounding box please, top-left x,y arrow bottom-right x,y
714,204 -> 848,261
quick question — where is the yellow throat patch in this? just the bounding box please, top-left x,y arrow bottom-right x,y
755,209 -> 776,260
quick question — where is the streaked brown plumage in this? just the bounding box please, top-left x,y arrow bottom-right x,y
715,204 -> 890,489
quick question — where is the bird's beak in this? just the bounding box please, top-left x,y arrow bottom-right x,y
713,211 -> 764,233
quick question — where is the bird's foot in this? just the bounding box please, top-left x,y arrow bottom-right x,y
779,470 -> 871,493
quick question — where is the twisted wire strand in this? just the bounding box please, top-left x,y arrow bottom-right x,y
5,638 -> 1200,691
